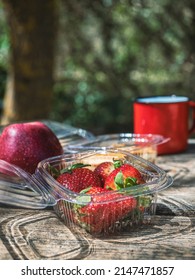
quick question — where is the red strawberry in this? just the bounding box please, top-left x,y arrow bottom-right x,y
94,162 -> 114,186
56,163 -> 102,192
104,163 -> 145,191
94,159 -> 123,186
74,186 -> 137,234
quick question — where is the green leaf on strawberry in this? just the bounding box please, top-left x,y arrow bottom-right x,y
76,195 -> 92,205
59,163 -> 91,175
76,187 -> 94,204
112,171 -> 138,190
112,172 -> 124,189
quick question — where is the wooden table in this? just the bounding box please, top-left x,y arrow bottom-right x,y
0,141 -> 195,260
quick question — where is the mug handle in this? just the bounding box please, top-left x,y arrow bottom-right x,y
189,101 -> 195,134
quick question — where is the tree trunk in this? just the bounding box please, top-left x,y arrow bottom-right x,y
1,0 -> 58,124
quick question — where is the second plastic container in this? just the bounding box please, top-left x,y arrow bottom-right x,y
67,133 -> 169,163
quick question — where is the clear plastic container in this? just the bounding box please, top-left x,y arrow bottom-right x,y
35,149 -> 173,235
67,133 -> 169,163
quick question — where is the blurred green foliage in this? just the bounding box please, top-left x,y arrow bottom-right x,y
0,2 -> 8,102
1,0 -> 195,134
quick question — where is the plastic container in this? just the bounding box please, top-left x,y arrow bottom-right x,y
67,133 -> 169,163
35,149 -> 173,235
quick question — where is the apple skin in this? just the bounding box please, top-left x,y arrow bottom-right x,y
0,121 -> 64,174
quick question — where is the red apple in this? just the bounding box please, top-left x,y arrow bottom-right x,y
0,121 -> 64,174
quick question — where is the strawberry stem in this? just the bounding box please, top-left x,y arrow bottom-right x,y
48,164 -> 61,178
48,162 -> 91,178
124,177 -> 138,187
113,159 -> 123,169
60,163 -> 91,174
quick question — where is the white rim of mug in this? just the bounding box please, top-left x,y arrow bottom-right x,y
135,95 -> 189,104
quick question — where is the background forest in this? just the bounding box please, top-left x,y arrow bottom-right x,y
0,0 -> 195,135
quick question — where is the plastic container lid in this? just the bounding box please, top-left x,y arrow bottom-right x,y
0,160 -> 55,209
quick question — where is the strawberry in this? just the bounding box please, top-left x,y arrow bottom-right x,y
56,163 -> 102,192
94,162 -> 114,186
74,186 -> 137,234
94,159 -> 122,186
104,163 -> 145,191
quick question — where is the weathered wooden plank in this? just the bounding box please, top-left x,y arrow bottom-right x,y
0,208 -> 194,260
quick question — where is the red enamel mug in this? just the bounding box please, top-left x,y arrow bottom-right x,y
133,95 -> 195,154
